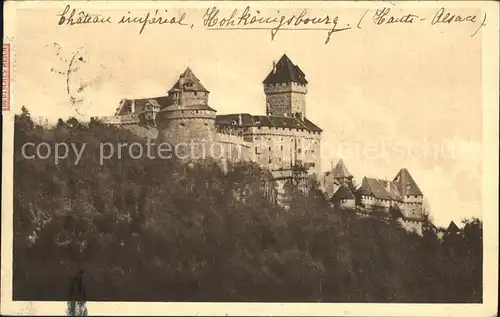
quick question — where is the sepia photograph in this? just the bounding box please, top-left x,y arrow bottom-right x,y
1,1 -> 499,316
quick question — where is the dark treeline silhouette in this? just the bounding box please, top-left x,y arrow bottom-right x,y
13,107 -> 482,302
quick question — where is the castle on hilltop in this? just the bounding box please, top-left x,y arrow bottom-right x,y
99,54 -> 425,235
101,54 -> 322,189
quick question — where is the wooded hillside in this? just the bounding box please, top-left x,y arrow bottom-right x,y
13,108 -> 482,302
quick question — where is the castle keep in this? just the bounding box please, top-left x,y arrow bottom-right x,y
100,54 -> 425,235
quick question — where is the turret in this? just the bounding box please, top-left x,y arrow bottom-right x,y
393,168 -> 424,218
323,159 -> 354,199
166,67 -> 210,107
392,168 -> 424,235
156,67 -> 217,160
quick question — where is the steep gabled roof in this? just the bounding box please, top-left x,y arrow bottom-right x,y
115,97 -> 166,115
357,177 -> 403,201
393,168 -> 423,196
263,54 -> 308,85
331,184 -> 355,202
447,221 -> 460,233
168,67 -> 209,93
330,159 -> 353,179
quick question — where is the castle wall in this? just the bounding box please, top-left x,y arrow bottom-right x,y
398,218 -> 423,236
361,195 -> 384,209
404,195 -> 423,203
332,199 -> 356,210
400,195 -> 423,220
100,114 -> 140,125
401,201 -> 423,220
216,133 -> 253,164
243,126 -> 321,177
343,199 -> 356,209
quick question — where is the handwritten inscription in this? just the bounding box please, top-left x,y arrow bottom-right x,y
118,10 -> 188,35
57,6 -> 189,34
431,8 -> 477,25
55,5 -> 489,41
57,5 -> 111,25
430,8 -> 487,37
202,6 -> 351,43
372,8 -> 422,25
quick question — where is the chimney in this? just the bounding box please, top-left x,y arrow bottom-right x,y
238,114 -> 242,126
385,180 -> 391,192
272,61 -> 276,74
131,100 -> 135,114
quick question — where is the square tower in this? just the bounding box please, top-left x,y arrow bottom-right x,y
263,54 -> 308,120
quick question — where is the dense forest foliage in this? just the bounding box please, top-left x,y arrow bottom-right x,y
13,108 -> 482,302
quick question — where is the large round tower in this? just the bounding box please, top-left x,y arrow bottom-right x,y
156,67 -> 217,160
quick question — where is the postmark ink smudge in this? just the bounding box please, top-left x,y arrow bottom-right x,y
49,42 -> 88,117
49,42 -> 113,117
67,269 -> 88,316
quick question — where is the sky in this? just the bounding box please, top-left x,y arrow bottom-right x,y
11,4 -> 484,227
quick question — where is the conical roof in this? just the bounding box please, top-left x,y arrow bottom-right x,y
331,159 -> 353,179
169,67 -> 209,93
393,168 -> 423,196
331,184 -> 355,202
263,54 -> 308,85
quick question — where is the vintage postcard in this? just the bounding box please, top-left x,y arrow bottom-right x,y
1,0 -> 499,316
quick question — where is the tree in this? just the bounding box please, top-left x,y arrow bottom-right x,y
12,114 -> 484,303
57,118 -> 66,128
21,105 -> 31,118
16,106 -> 34,131
66,117 -> 80,128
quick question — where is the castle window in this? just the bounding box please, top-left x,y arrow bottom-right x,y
279,158 -> 282,163
180,122 -> 185,127
281,145 -> 283,150
269,158 -> 272,163
269,146 -> 271,151
196,110 -> 199,114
